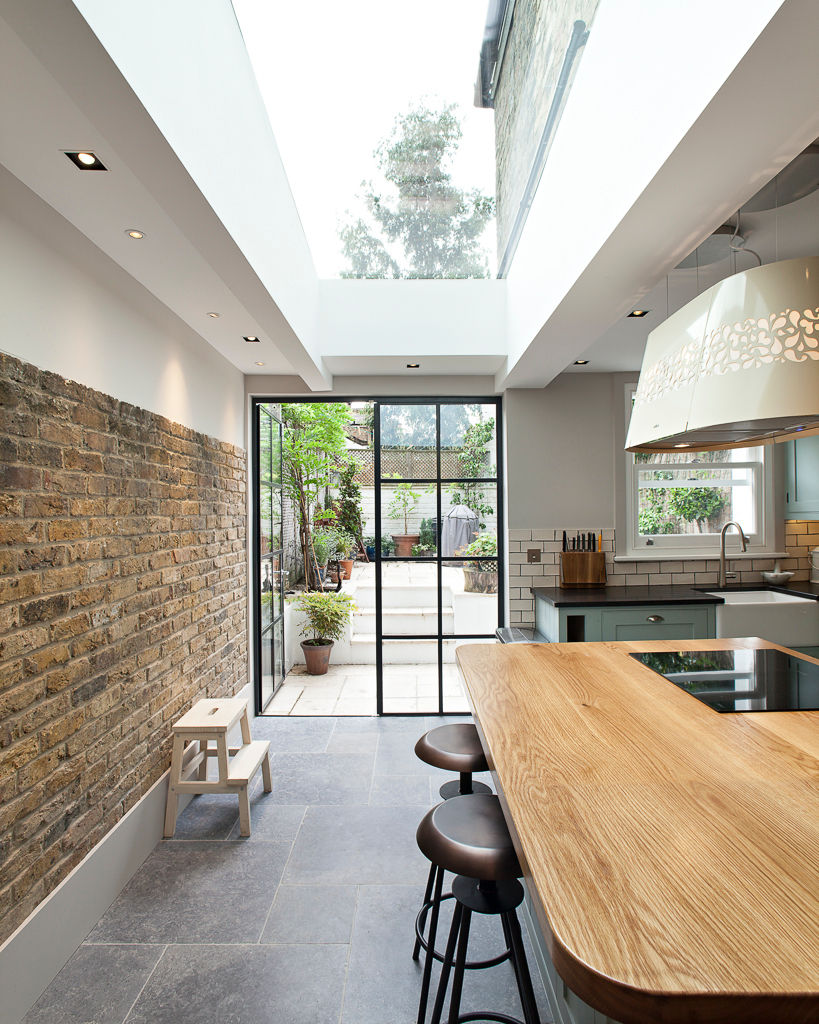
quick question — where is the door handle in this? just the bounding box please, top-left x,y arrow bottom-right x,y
646,614 -> 664,623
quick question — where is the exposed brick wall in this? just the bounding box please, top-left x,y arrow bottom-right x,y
0,353 -> 247,943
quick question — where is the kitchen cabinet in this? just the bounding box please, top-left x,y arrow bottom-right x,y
784,433 -> 819,519
536,599 -> 715,643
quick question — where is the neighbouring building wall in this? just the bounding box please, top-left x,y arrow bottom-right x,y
0,353 -> 248,944
493,0 -> 600,262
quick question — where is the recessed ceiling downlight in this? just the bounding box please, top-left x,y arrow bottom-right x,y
574,359 -> 589,365
125,229 -> 144,239
207,312 -> 220,319
628,309 -> 650,318
64,150 -> 106,170
254,361 -> 265,366
406,362 -> 420,369
244,336 -> 260,343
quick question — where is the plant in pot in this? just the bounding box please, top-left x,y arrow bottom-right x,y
363,536 -> 376,562
380,535 -> 394,559
332,529 -> 356,580
295,590 -> 356,675
458,531 -> 498,593
387,476 -> 421,557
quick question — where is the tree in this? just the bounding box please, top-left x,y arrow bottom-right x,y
281,403 -> 352,589
448,417 -> 496,529
340,105 -> 494,279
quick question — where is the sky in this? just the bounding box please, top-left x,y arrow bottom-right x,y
231,0 -> 497,277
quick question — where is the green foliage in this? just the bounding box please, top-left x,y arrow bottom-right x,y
328,528 -> 355,559
340,105 -> 494,280
295,591 -> 356,645
334,458 -> 364,543
380,535 -> 395,554
311,530 -> 334,566
448,417 -> 495,528
638,488 -> 676,535
457,530 -> 497,572
667,487 -> 727,523
419,518 -> 437,551
281,403 -> 352,589
386,476 -> 421,533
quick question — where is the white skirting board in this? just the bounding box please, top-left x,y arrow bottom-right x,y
0,683 -> 252,1024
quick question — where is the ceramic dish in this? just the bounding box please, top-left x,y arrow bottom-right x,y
760,570 -> 794,585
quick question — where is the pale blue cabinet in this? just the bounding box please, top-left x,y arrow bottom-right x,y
785,434 -> 819,519
536,600 -> 715,643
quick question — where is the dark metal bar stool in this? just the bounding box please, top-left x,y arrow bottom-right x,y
416,794 -> 541,1024
413,725 -> 494,970
415,724 -> 492,800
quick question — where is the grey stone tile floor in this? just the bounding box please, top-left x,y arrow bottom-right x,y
22,715 -> 552,1024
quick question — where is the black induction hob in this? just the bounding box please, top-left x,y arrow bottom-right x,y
630,649 -> 819,713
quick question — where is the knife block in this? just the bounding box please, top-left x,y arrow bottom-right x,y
560,552 -> 607,588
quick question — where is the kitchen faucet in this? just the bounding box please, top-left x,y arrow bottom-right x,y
718,521 -> 747,588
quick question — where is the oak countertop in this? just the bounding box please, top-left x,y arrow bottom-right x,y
455,638 -> 819,1024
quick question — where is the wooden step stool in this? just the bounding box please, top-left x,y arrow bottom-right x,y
164,697 -> 272,838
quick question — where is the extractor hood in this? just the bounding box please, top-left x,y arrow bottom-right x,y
626,257 -> 819,452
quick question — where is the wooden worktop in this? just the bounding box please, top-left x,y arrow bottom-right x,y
456,638 -> 819,1024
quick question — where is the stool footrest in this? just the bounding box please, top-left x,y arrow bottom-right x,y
227,740 -> 270,785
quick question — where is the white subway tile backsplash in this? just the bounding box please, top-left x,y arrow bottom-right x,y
626,574 -> 649,586
671,573 -> 695,584
509,529 -> 533,541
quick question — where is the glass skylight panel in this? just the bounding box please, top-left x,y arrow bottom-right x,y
232,0 -> 496,279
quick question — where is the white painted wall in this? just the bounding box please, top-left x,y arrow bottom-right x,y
73,0 -> 323,376
0,168 -> 245,446
505,375 -> 616,529
505,0 -> 786,375
319,279 -> 506,367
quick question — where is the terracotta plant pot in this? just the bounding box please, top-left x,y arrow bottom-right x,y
463,569 -> 498,594
301,639 -> 334,675
339,558 -> 354,580
392,533 -> 420,557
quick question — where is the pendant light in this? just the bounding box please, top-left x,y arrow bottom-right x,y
626,256 -> 819,452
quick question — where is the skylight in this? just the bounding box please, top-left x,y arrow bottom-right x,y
232,0 -> 496,279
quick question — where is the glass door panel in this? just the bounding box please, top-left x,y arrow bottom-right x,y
256,403 -> 284,713
375,399 -> 502,716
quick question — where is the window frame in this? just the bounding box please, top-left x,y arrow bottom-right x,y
621,384 -> 778,560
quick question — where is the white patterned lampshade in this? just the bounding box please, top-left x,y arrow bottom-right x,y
626,257 -> 819,452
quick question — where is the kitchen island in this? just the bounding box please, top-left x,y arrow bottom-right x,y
456,638 -> 819,1024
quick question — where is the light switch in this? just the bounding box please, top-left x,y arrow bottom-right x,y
527,548 -> 541,563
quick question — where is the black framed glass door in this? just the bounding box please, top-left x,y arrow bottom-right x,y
374,399 -> 503,715
255,403 -> 284,712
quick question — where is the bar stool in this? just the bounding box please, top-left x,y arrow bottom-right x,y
415,724 -> 492,800
413,724 -> 493,966
416,794 -> 540,1024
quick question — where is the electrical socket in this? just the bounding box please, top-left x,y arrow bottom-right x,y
527,548 -> 541,563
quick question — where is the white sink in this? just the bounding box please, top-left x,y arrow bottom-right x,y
707,591 -> 819,647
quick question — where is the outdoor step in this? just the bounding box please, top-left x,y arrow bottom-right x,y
350,585 -> 450,609
349,636 -> 458,664
352,607 -> 454,635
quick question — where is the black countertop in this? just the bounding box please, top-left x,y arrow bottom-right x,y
531,581 -> 819,608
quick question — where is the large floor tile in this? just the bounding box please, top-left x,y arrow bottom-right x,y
251,716 -> 335,751
87,841 -> 290,944
125,944 -> 348,1024
261,884 -> 357,944
268,752 -> 374,804
169,793 -> 240,840
342,885 -> 552,1024
283,805 -> 430,885
23,944 -> 163,1024
369,774 -> 435,806
226,801 -> 306,842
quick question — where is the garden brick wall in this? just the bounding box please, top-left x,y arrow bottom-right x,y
0,353 -> 247,944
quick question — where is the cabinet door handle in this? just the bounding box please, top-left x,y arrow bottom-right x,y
646,614 -> 664,623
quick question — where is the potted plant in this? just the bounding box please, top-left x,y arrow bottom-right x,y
295,590 -> 356,674
387,477 -> 421,557
381,534 -> 394,559
332,529 -> 356,580
458,531 -> 498,593
363,535 -> 376,562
